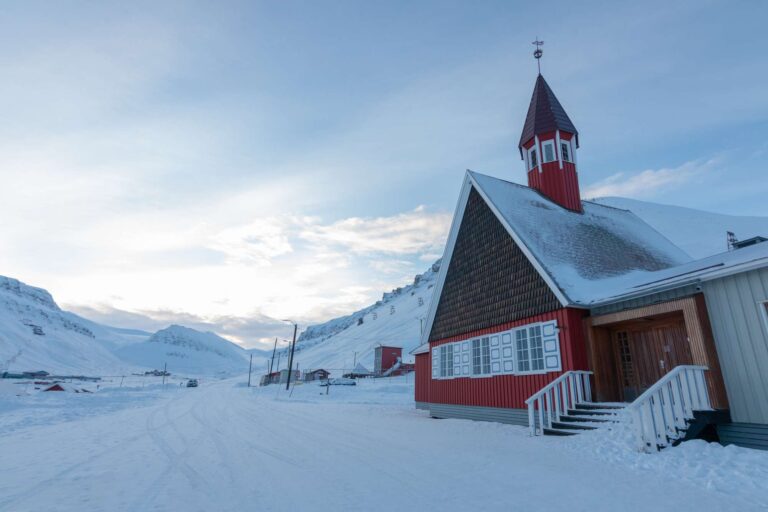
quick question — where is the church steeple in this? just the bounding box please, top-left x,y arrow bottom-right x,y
518,72 -> 582,212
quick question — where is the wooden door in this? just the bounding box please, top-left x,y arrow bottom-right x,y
613,318 -> 693,401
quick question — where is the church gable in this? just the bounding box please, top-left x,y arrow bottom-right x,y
429,187 -> 562,342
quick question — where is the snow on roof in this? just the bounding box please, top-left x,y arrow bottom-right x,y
587,240 -> 768,305
410,343 -> 429,355
468,172 -> 692,304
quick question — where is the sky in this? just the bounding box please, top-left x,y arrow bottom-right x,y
0,0 -> 767,348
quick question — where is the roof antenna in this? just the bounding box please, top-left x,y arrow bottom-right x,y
532,38 -> 544,74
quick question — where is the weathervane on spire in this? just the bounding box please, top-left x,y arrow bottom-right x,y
532,38 -> 544,74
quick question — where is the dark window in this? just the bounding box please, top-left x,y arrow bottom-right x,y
561,142 -> 570,162
530,149 -> 538,169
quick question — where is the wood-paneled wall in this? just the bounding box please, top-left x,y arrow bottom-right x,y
584,295 -> 728,408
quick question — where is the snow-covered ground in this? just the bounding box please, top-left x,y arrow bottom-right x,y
1,375 -> 766,511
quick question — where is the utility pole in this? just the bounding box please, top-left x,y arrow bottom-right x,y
285,322 -> 298,390
248,353 -> 253,387
269,337 -> 278,375
276,352 -> 281,372
162,362 -> 167,389
353,351 -> 357,367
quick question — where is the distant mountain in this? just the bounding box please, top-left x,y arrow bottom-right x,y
593,197 -> 768,259
117,325 -> 257,377
0,275 -> 143,374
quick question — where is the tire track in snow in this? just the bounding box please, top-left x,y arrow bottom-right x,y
0,394 -> 182,510
128,393 -> 213,511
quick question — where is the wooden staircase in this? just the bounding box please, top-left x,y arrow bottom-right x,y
528,366 -> 719,451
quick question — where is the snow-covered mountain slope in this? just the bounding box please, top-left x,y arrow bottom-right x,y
117,325 -> 260,377
0,276 -> 144,375
593,197 -> 768,259
285,262 -> 440,373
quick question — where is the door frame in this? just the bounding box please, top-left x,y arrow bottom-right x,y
583,294 -> 729,408
609,315 -> 693,402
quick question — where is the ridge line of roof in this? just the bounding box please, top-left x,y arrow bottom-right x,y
468,171 -> 664,218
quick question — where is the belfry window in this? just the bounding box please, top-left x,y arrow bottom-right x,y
529,148 -> 538,169
561,141 -> 571,162
543,141 -> 555,163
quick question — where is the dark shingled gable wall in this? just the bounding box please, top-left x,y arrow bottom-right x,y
429,187 -> 562,342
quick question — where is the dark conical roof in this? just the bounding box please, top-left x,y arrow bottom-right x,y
518,74 -> 578,149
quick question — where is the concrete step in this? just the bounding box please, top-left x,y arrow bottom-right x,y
566,408 -> 620,417
543,427 -> 580,436
551,421 -> 597,431
558,414 -> 614,423
574,402 -> 626,411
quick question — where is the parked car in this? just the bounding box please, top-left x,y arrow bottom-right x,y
186,379 -> 198,388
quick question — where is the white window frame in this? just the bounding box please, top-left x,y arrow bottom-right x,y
560,140 -> 572,163
431,320 -> 561,380
439,343 -> 454,378
542,141 -> 556,163
528,147 -> 538,170
515,322 -> 558,375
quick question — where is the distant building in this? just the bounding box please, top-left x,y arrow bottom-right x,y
374,346 -> 402,376
344,363 -> 373,379
261,369 -> 299,386
303,369 -> 330,382
22,371 -> 49,379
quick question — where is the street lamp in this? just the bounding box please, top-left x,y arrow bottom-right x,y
282,319 -> 298,390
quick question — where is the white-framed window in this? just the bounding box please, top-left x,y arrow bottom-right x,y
761,300 -> 768,334
431,320 -> 561,380
560,140 -> 571,162
440,343 -> 454,378
542,141 -> 555,163
529,148 -> 538,170
471,337 -> 491,375
516,325 -> 545,373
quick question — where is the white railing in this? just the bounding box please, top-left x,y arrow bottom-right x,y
525,370 -> 593,436
628,365 -> 711,452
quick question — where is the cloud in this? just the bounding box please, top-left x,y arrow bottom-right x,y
211,217 -> 294,266
300,206 -> 451,255
583,158 -> 719,199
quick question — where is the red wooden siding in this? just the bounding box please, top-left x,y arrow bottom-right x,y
426,307 -> 588,409
415,353 -> 430,403
522,130 -> 581,212
527,161 -> 581,212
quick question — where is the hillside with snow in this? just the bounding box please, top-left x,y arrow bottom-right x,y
286,197 -> 768,376
0,276 -> 144,375
285,262 -> 441,373
117,325 -> 260,377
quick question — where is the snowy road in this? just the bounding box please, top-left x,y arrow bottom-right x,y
1,378 -> 766,511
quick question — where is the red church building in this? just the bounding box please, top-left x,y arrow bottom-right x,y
412,67 -> 768,451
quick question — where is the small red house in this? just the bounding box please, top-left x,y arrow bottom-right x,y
374,346 -> 402,376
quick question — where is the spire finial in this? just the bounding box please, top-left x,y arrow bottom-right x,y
532,38 -> 544,74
